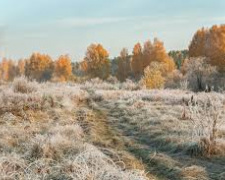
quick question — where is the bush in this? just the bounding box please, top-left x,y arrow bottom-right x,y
121,79 -> 142,91
106,75 -> 119,84
164,70 -> 184,89
12,76 -> 38,94
187,95 -> 224,156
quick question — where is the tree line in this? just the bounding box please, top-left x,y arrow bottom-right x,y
1,24 -> 225,91
0,53 -> 73,82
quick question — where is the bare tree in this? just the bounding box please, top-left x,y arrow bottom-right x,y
184,57 -> 217,92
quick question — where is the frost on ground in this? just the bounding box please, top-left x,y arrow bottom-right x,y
0,77 -> 149,180
1,77 -> 225,180
87,81 -> 225,180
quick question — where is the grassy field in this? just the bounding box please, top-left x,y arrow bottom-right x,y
0,77 -> 225,180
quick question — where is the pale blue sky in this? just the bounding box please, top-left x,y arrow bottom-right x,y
0,0 -> 225,61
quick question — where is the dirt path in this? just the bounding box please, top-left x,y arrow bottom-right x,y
83,99 -> 157,180
93,100 -> 225,180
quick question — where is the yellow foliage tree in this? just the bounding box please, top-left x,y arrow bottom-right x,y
83,43 -> 110,79
54,55 -> 72,82
141,62 -> 165,89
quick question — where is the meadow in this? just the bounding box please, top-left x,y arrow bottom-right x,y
1,1 -> 225,179
0,77 -> 225,180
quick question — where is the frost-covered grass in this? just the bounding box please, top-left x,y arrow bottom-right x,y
0,77 -> 149,180
1,77 -> 225,179
0,123 -> 147,179
88,86 -> 225,179
94,88 -> 225,153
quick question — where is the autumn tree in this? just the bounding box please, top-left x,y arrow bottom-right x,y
17,59 -> 26,76
7,60 -> 18,81
54,55 -> 72,81
25,53 -> 53,81
117,48 -> 131,81
143,40 -> 153,70
0,58 -> 10,81
149,38 -> 175,74
131,43 -> 143,79
131,39 -> 175,80
207,25 -> 225,70
141,62 -> 165,89
189,25 -> 225,72
0,58 -> 22,81
83,43 -> 110,79
189,28 -> 207,57
180,58 -> 189,75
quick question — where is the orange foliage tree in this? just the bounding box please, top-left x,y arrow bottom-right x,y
0,58 -> 10,81
149,38 -> 175,74
54,55 -> 72,81
189,28 -> 207,57
189,25 -> 225,71
25,53 -> 53,81
83,43 -> 110,79
80,60 -> 88,72
131,39 -> 175,79
143,40 -> 153,70
0,58 -> 18,81
131,43 -> 143,78
7,60 -> 18,81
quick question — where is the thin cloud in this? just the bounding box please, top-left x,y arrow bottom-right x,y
133,16 -> 190,31
133,16 -> 225,31
56,17 -> 129,27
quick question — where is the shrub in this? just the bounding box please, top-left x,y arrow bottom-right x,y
121,79 -> 141,91
187,95 -> 224,156
164,70 -> 184,89
106,75 -> 119,84
90,77 -> 103,84
12,76 -> 38,94
179,79 -> 189,90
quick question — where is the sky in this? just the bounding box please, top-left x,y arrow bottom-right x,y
0,0 -> 225,61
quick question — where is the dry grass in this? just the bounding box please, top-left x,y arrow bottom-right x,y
0,77 -> 149,180
1,77 -> 225,179
180,165 -> 208,180
12,76 -> 38,94
90,86 -> 225,179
